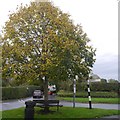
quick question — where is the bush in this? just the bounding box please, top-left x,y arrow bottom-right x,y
61,82 -> 119,92
2,85 -> 42,100
90,83 -> 119,92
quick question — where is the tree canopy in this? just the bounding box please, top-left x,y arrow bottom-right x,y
2,2 -> 96,89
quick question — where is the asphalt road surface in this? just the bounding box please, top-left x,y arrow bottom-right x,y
1,96 -> 119,111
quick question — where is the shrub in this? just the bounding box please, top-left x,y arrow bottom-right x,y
61,82 -> 119,92
2,85 -> 42,100
90,83 -> 119,92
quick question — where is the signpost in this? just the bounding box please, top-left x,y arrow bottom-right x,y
87,79 -> 92,109
73,75 -> 78,108
73,78 -> 76,108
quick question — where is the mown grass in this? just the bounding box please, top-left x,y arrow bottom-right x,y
57,97 -> 119,104
1,107 -> 120,119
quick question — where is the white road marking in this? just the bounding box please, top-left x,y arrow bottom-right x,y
18,100 -> 25,103
3,103 -> 10,104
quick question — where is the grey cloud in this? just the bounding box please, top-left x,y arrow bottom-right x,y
93,54 -> 118,80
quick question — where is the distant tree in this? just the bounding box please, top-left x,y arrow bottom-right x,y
101,78 -> 107,83
2,1 -> 96,106
108,79 -> 119,83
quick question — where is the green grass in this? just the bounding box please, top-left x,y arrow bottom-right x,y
1,107 -> 120,119
57,97 -> 119,104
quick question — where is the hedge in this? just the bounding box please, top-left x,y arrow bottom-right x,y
90,83 -> 119,92
57,91 -> 118,98
2,85 -> 42,100
2,83 -> 119,100
67,82 -> 119,92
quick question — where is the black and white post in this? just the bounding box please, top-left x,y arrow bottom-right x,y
73,78 -> 76,108
73,75 -> 78,108
87,79 -> 92,109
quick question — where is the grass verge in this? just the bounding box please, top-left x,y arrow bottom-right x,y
57,97 -> 119,104
1,107 -> 120,119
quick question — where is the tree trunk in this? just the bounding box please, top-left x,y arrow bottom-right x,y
44,76 -> 48,100
43,76 -> 49,112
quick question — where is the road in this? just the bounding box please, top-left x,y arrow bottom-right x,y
1,96 -> 119,111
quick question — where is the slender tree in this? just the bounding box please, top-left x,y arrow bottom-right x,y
2,1 -> 96,104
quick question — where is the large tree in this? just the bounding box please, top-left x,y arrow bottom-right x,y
2,1 -> 96,102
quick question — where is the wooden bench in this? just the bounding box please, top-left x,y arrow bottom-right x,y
33,100 -> 63,111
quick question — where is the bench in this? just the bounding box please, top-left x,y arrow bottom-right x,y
33,100 -> 63,111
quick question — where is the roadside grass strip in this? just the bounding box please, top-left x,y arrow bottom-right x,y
57,97 -> 119,104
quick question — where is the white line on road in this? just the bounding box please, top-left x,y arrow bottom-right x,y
18,100 -> 25,103
3,103 -> 10,104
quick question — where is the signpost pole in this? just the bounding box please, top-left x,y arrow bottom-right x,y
87,79 -> 92,109
73,78 -> 76,108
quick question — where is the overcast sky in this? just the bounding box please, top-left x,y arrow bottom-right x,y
0,0 -> 118,80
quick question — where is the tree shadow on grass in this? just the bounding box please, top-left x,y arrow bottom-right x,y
35,109 -> 56,115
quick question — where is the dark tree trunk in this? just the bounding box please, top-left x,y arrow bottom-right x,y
43,76 -> 49,112
44,76 -> 48,100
